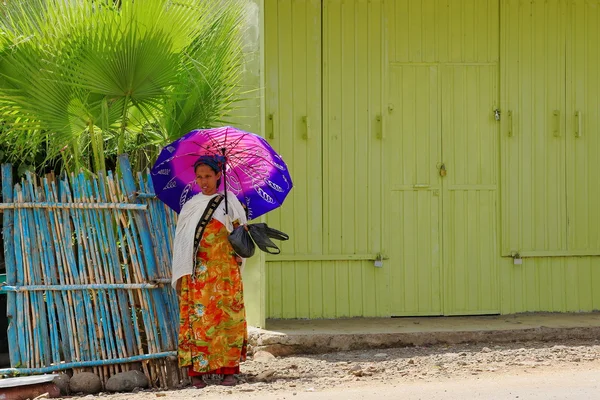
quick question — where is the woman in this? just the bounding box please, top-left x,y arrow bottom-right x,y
171,155 -> 248,388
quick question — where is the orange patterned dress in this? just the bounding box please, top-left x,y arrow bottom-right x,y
177,218 -> 247,375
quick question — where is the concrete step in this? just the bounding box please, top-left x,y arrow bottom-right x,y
249,312 -> 600,356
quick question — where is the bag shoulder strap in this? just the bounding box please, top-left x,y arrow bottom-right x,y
192,195 -> 224,272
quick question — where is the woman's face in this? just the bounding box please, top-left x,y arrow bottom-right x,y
195,164 -> 221,195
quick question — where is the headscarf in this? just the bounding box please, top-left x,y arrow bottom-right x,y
193,155 -> 226,174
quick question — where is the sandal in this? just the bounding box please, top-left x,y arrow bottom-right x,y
191,377 -> 207,389
221,374 -> 237,386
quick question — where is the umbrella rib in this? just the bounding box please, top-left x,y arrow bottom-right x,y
229,152 -> 285,170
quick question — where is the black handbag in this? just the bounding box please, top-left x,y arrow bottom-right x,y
248,223 -> 289,255
228,225 -> 256,258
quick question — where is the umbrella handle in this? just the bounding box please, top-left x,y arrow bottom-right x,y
221,148 -> 229,215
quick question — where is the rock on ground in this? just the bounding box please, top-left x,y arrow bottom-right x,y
53,373 -> 71,395
253,350 -> 276,362
105,370 -> 150,392
69,372 -> 102,394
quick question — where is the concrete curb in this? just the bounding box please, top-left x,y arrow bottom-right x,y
248,326 -> 600,357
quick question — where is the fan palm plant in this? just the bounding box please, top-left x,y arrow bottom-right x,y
0,0 -> 245,174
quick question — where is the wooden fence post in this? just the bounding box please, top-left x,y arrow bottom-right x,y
1,164 -> 21,366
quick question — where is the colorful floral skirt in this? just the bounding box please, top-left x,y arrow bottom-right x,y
178,218 -> 247,375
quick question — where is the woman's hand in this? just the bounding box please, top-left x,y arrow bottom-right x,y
235,255 -> 243,266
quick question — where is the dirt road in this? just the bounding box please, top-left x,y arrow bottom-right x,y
99,339 -> 600,399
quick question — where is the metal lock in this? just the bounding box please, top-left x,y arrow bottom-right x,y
439,163 -> 447,177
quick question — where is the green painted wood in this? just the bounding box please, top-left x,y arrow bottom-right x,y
501,0 -> 567,255
233,0 -> 266,330
441,65 -> 500,315
499,257 -> 600,314
266,260 -> 387,318
263,0 -> 600,319
323,0 -> 384,257
387,65 -> 442,316
388,0 -> 499,64
264,0 -> 323,319
265,0 -> 388,319
566,0 -> 600,252
385,1 -> 500,316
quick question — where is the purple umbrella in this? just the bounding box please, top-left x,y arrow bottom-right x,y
150,126 -> 293,219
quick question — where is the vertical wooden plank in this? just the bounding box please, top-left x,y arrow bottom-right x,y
323,0 -> 342,256
321,265 -> 337,318
308,262 -> 324,318
281,262 -> 297,319
370,0 -> 388,317
592,258 -> 600,311
306,0 -> 324,256
1,164 -> 21,366
340,0 -> 356,255
348,263 -> 363,317
294,262 -> 310,318
266,262 -> 282,318
334,262 -> 350,317
574,257 -> 593,311
564,257 -> 581,311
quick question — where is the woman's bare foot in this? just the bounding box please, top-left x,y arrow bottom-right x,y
221,374 -> 236,386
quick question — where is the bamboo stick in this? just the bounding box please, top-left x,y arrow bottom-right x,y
106,174 -> 151,381
1,164 -> 22,367
1,159 -> 178,387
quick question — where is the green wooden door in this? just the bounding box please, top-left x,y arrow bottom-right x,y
441,66 -> 499,315
387,65 -> 443,316
501,0 -> 567,256
386,0 -> 500,316
264,0 -> 324,318
567,0 -> 600,252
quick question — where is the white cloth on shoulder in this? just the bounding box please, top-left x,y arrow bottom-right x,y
171,191 -> 248,288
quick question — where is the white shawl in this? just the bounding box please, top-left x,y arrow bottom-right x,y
171,191 -> 248,288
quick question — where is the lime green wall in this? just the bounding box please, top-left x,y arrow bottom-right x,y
229,0 -> 266,328
263,0 -> 600,319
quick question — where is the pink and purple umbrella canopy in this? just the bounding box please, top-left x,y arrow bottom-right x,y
151,126 -> 293,219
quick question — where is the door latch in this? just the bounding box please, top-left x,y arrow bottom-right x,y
494,109 -> 501,121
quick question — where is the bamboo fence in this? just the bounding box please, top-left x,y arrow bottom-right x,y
0,155 -> 180,387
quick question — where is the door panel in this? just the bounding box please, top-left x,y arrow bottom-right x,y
567,0 -> 600,251
501,0 -> 567,255
322,0 -> 384,256
441,66 -> 500,315
388,65 -> 442,316
387,0 -> 499,64
264,0 -> 323,255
